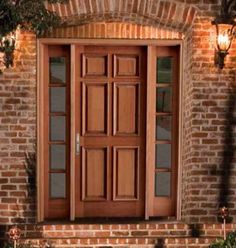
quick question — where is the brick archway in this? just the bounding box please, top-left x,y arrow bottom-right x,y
43,0 -> 200,224
46,22 -> 184,39
46,0 -> 197,33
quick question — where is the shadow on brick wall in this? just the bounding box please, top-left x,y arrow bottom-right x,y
10,151 -> 37,224
25,151 -> 36,204
0,224 -> 46,247
0,150 -> 46,246
212,87 -> 236,222
155,238 -> 165,248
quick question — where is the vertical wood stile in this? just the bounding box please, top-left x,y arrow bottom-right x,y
70,44 -> 76,221
177,42 -> 184,221
37,42 -> 46,222
145,46 -> 156,219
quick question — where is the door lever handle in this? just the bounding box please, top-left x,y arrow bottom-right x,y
76,133 -> 80,155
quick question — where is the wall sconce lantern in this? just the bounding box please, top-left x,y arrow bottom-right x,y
0,33 -> 16,72
212,0 -> 236,69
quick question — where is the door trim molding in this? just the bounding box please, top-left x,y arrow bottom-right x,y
37,39 -> 183,222
37,40 -> 45,222
145,46 -> 156,219
38,38 -> 183,46
177,42 -> 184,221
70,44 -> 76,221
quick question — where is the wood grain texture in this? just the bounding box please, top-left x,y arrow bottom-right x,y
113,147 -> 139,201
153,46 -> 180,217
82,147 -> 108,201
113,82 -> 140,136
75,46 -> 146,217
82,82 -> 108,135
44,45 -> 70,219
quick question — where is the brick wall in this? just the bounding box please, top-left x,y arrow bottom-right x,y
0,223 -> 232,247
181,25 -> 194,225
46,22 -> 183,39
45,0 -> 197,32
181,14 -> 236,223
0,31 -> 37,224
1,0 -> 236,246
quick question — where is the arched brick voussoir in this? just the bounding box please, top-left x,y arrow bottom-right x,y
45,22 -> 184,39
46,0 -> 198,33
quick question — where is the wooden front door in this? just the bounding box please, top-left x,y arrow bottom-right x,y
74,46 -> 147,217
41,42 -> 180,221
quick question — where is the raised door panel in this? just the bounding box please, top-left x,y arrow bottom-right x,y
82,82 -> 108,135
82,147 -> 108,201
113,147 -> 139,201
113,83 -> 140,135
114,55 -> 139,77
82,54 -> 108,77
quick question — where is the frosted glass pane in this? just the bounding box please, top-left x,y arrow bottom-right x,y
155,144 -> 171,168
156,87 -> 172,112
50,87 -> 66,113
50,173 -> 66,198
156,116 -> 172,140
50,57 -> 66,84
157,57 -> 173,83
50,145 -> 66,170
155,172 -> 171,196
50,116 -> 66,141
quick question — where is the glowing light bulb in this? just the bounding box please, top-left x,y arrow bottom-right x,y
218,33 -> 230,51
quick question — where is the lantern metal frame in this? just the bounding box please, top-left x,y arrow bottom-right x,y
212,0 -> 236,69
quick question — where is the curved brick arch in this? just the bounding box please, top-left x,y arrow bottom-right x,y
46,22 -> 184,39
46,0 -> 197,33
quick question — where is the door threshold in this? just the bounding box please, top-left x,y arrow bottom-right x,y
41,216 -> 181,225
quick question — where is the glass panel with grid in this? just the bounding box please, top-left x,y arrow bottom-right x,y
155,57 -> 173,197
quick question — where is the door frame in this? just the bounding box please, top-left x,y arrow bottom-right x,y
37,38 -> 184,222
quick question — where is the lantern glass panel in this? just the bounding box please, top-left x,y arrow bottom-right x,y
217,24 -> 234,52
